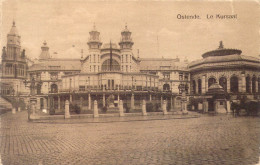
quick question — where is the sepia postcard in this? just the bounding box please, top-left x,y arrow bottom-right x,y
0,0 -> 259,164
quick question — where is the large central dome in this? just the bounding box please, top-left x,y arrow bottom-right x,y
202,41 -> 242,58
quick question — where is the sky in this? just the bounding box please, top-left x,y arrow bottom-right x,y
1,0 -> 259,62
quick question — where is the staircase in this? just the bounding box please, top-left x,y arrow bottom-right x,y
0,96 -> 12,110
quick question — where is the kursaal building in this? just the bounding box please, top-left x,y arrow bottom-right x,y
1,22 -> 259,114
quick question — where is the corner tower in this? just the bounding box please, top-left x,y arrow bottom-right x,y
2,21 -> 27,79
86,24 -> 102,72
119,24 -> 134,72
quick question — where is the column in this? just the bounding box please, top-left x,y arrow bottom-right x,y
119,100 -> 125,117
18,107 -> 21,112
117,94 -> 120,107
182,100 -> 188,114
93,100 -> 99,118
103,94 -> 106,107
58,96 -> 61,111
194,80 -> 197,94
43,98 -> 47,110
203,100 -> 208,113
64,100 -> 70,119
131,93 -> 135,110
162,100 -> 168,115
226,100 -> 231,113
256,81 -> 258,93
205,77 -> 208,92
202,75 -> 206,94
241,74 -> 246,93
160,95 -> 163,109
172,96 -> 176,109
142,100 -> 147,116
80,97 -> 83,110
47,97 -> 50,110
214,101 -> 218,112
69,94 -> 72,102
227,78 -> 230,93
12,107 -> 16,114
170,96 -> 173,110
149,94 -> 152,101
88,93 -> 91,110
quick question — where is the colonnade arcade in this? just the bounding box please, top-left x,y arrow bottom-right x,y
42,90 -> 179,113
191,72 -> 260,94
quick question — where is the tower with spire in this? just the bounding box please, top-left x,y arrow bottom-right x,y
119,24 -> 134,72
1,21 -> 28,95
86,23 -> 102,73
2,21 -> 27,79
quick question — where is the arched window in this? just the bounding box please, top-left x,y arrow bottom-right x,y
252,76 -> 256,93
219,77 -> 227,92
198,79 -> 202,94
230,76 -> 238,93
51,84 -> 58,93
192,80 -> 196,94
246,76 -> 251,93
101,59 -> 120,71
208,77 -> 216,88
163,84 -> 170,91
5,63 -> 13,75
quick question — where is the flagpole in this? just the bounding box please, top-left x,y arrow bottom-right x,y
110,40 -> 112,71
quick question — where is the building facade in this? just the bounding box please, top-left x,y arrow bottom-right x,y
1,23 -> 259,113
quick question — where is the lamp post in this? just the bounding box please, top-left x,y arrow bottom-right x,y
23,78 -> 37,120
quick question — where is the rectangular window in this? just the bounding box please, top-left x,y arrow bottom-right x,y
179,73 -> 183,80
126,55 -> 128,63
126,65 -> 128,72
79,86 -> 85,91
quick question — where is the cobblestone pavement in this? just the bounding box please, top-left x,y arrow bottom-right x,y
0,111 -> 260,165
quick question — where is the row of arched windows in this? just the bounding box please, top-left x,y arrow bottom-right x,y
192,76 -> 259,94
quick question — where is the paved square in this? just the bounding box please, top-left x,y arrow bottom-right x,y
0,112 -> 260,165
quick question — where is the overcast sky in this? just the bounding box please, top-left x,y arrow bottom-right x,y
1,0 -> 259,62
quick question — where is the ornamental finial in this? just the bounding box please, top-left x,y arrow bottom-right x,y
93,22 -> 96,30
219,41 -> 224,49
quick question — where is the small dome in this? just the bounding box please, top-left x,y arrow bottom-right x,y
39,41 -> 51,60
202,41 -> 242,58
207,83 -> 225,95
9,21 -> 19,35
